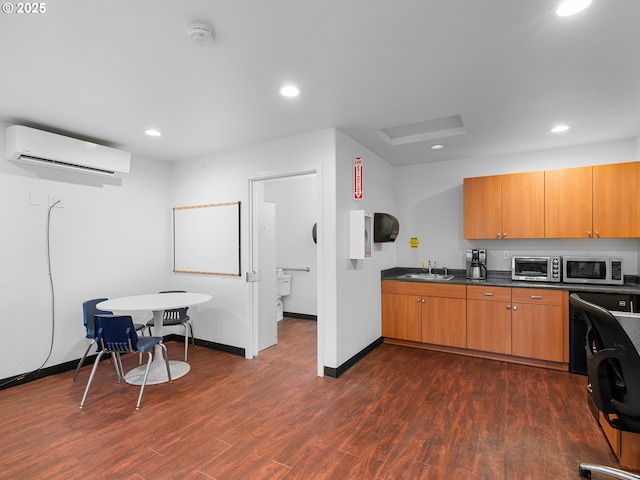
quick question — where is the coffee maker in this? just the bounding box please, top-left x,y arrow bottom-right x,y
466,249 -> 487,280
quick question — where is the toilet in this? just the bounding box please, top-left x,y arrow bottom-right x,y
276,270 -> 291,321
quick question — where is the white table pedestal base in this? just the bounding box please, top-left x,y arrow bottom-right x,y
124,360 -> 190,386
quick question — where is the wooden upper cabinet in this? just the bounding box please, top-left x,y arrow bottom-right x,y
545,166 -> 593,238
593,162 -> 640,238
465,161 -> 640,240
464,175 -> 502,239
501,171 -> 545,239
464,172 -> 544,239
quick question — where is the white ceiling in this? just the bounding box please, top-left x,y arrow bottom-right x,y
1,0 -> 638,167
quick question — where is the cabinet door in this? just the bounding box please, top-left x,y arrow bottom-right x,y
422,296 -> 467,348
464,175 -> 502,239
501,171 -> 545,239
511,303 -> 563,362
382,293 -> 422,341
593,162 -> 640,238
545,166 -> 593,238
467,299 -> 512,354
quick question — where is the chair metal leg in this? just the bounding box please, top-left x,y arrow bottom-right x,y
113,352 -> 125,382
135,352 -> 154,410
579,463 -> 640,479
135,343 -> 172,410
160,342 -> 172,383
183,324 -> 189,361
182,322 -> 195,361
72,339 -> 95,381
79,351 -> 105,408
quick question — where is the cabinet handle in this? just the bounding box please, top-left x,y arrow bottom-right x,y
496,233 -> 502,238
422,299 -> 425,303
483,292 -> 494,296
587,231 -> 592,237
530,295 -> 543,300
507,305 -> 511,310
595,231 -> 600,237
512,305 -> 518,311
503,232 -> 507,238
416,298 -> 421,303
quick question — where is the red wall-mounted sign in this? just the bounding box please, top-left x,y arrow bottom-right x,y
353,157 -> 363,200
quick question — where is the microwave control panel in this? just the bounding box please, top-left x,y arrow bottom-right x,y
551,257 -> 561,280
611,261 -> 623,281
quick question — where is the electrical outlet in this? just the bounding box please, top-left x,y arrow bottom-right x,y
49,195 -> 64,208
29,192 -> 42,206
503,250 -> 510,260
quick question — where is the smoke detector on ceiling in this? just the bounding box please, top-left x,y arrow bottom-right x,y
188,23 -> 215,46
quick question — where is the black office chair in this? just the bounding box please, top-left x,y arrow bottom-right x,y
145,290 -> 194,361
569,293 -> 640,480
72,298 -> 146,381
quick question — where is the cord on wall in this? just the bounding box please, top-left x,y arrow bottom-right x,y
0,200 -> 59,388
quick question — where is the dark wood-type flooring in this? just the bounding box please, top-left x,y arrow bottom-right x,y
0,318 -> 627,479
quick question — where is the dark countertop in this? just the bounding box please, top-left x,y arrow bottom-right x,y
381,267 -> 640,295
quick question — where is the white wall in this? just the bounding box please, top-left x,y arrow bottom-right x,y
0,120 -> 173,380
335,131 -> 397,366
8,121 -> 634,381
169,128 -> 398,370
169,129 -> 336,364
264,175 -> 318,316
393,138 -> 640,274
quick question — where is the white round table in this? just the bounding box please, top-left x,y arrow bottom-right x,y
97,292 -> 211,385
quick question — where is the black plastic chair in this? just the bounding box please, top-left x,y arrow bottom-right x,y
72,298 -> 146,381
146,290 -> 194,361
569,293 -> 640,480
79,314 -> 171,410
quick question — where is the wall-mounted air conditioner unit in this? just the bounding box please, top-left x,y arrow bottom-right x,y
5,125 -> 130,177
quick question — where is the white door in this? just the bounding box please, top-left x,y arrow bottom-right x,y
258,202 -> 277,351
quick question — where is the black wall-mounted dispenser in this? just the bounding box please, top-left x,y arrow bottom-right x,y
374,213 -> 399,242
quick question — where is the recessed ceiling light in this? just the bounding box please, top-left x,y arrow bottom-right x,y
556,0 -> 592,17
431,144 -> 444,150
550,125 -> 570,133
280,85 -> 301,97
145,129 -> 162,137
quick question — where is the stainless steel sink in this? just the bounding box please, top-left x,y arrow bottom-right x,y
399,273 -> 455,281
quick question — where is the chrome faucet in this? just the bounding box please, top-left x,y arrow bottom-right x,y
422,260 -> 439,274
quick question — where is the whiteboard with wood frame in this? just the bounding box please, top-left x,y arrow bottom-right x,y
173,201 -> 241,276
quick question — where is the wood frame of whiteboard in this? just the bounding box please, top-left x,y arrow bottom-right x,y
173,201 -> 241,276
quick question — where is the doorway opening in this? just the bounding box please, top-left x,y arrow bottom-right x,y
249,170 -> 323,376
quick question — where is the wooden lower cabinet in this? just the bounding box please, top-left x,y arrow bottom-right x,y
600,412 -> 640,470
381,292 -> 421,341
422,295 -> 467,348
511,288 -> 565,362
382,281 -> 569,369
467,286 -> 512,354
381,281 -> 466,347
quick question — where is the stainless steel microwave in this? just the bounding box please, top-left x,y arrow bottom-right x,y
562,256 -> 624,285
511,256 -> 562,282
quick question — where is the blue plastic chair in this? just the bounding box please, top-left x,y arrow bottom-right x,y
146,290 -> 194,361
72,298 -> 146,381
79,315 -> 171,410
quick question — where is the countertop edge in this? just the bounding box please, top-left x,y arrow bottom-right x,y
381,267 -> 640,295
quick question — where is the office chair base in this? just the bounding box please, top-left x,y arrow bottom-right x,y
579,463 -> 640,479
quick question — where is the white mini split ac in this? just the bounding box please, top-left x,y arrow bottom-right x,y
5,125 -> 130,177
